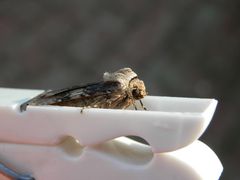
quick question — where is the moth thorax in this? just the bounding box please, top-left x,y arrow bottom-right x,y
103,68 -> 137,88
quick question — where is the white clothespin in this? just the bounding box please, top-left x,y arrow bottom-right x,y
0,88 -> 223,180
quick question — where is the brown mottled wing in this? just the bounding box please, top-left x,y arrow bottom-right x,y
20,81 -> 129,111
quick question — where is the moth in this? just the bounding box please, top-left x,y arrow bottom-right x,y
20,68 -> 147,112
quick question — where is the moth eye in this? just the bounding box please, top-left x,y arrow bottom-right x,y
132,89 -> 140,97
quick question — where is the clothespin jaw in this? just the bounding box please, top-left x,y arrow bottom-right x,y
0,88 -> 222,180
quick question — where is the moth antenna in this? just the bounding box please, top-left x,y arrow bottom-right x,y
140,100 -> 147,110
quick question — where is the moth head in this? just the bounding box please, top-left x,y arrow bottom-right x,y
129,78 -> 147,100
103,68 -> 147,99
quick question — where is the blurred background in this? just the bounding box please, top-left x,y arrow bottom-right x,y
0,0 -> 239,179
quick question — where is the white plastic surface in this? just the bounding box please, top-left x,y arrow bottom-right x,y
0,137 -> 223,180
0,88 -> 217,153
0,87 -> 223,179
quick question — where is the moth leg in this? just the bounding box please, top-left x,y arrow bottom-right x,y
80,106 -> 91,114
139,100 -> 147,110
80,107 -> 85,114
133,101 -> 138,110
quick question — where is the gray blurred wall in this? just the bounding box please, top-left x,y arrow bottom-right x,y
0,1 -> 239,179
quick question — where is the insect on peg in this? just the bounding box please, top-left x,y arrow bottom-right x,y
20,68 -> 147,112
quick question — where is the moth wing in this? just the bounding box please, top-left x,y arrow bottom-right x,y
42,85 -> 80,97
20,81 -> 124,111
